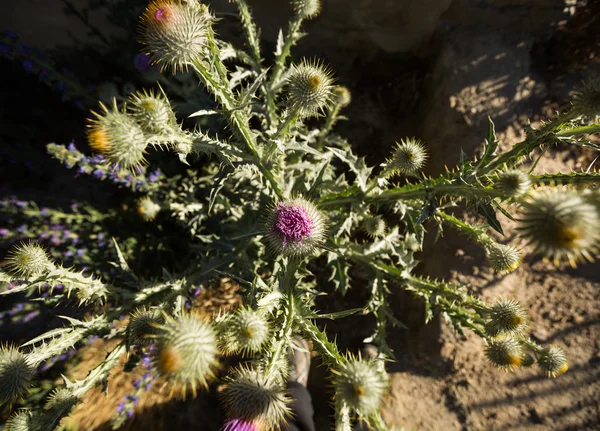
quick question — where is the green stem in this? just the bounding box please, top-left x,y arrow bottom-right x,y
437,211 -> 493,247
317,104 -> 341,147
555,124 -> 600,137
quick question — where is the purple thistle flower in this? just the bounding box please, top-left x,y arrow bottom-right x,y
265,198 -> 326,258
272,203 -> 314,245
134,52 -> 152,72
221,419 -> 258,431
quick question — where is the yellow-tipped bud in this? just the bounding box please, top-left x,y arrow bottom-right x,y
538,345 -> 568,378
286,59 -> 334,118
0,346 -> 34,406
484,299 -> 528,336
494,169 -> 531,198
137,197 -> 162,222
485,336 -> 525,371
87,100 -> 148,171
292,0 -> 321,19
387,138 -> 428,177
571,77 -> 600,122
218,308 -> 271,356
129,89 -> 175,134
486,243 -> 522,274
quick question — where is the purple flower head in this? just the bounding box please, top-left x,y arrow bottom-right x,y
0,228 -> 8,236
148,170 -> 161,183
93,169 -> 104,179
117,401 -> 126,414
40,208 -> 49,216
221,419 -> 258,431
272,203 -> 314,245
265,198 -> 326,258
134,52 -> 152,72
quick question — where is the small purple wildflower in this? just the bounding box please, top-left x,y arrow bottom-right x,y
272,203 -> 314,245
40,208 -> 49,216
221,419 -> 258,431
93,169 -> 104,179
0,228 -> 8,236
148,170 -> 161,183
117,401 -> 126,414
16,224 -> 27,233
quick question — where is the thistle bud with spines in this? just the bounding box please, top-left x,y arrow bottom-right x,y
292,0 -> 321,19
220,366 -> 291,431
332,85 -> 351,108
0,346 -> 34,406
44,388 -> 79,416
486,243 -> 522,274
484,336 -> 525,371
362,216 -> 386,238
517,189 -> 600,266
286,59 -> 334,118
386,138 -> 428,177
332,356 -> 388,418
137,196 -> 162,222
5,242 -> 53,279
264,197 -> 327,259
484,298 -> 528,336
537,345 -> 568,378
4,410 -> 35,431
138,0 -> 213,72
218,307 -> 271,356
87,100 -> 148,171
570,77 -> 600,122
127,307 -> 165,347
151,313 -> 219,397
129,88 -> 175,135
494,169 -> 531,198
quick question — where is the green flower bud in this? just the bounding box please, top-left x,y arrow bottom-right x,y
5,410 -> 34,431
387,138 -> 428,177
264,197 -> 327,259
494,169 -> 531,198
486,243 -> 522,274
538,345 -> 568,378
44,388 -> 79,415
292,0 -> 321,19
517,189 -> 600,266
485,336 -> 525,371
138,0 -> 213,72
129,89 -> 175,134
128,307 -> 165,347
220,366 -> 291,431
0,346 -> 34,405
484,299 -> 528,336
87,100 -> 148,171
5,242 -> 53,279
571,77 -> 600,122
137,197 -> 162,222
219,308 -> 271,356
362,216 -> 386,238
332,357 -> 388,418
287,59 -> 334,118
152,313 -> 218,397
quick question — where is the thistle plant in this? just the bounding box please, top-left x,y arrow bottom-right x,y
1,1 -> 600,430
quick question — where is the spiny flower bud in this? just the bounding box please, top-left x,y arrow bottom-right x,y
0,346 -> 34,405
44,388 -> 79,415
220,366 -> 290,431
139,0 -> 213,72
292,0 -> 321,19
485,336 -> 525,371
494,169 -> 531,198
264,197 -> 327,259
287,59 -> 334,118
219,308 -> 271,356
486,243 -> 522,274
152,313 -> 218,396
5,242 -> 53,279
137,197 -> 162,222
128,307 -> 165,347
87,100 -> 148,170
332,85 -> 351,108
5,410 -> 34,431
484,299 -> 528,336
537,345 -> 568,378
570,77 -> 600,122
332,357 -> 388,418
517,189 -> 600,266
129,89 -> 175,134
362,216 -> 386,238
387,138 -> 428,177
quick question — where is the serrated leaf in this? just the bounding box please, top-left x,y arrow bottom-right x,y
238,68 -> 268,108
275,29 -> 284,57
476,201 -> 503,235
327,147 -> 373,192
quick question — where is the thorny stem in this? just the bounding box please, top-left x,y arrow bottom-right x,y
317,104 -> 342,147
436,211 -> 494,247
